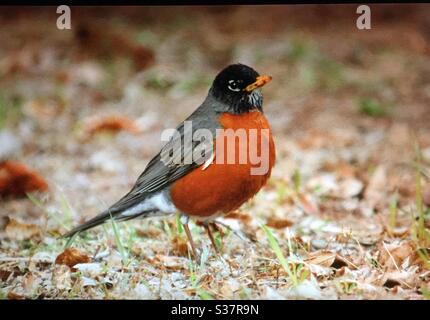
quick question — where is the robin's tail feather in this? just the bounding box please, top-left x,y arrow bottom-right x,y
61,209 -> 118,238
60,208 -> 157,239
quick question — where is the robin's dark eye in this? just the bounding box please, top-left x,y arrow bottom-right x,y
227,80 -> 241,92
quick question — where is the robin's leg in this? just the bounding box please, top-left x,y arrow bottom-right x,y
204,222 -> 221,254
180,215 -> 200,262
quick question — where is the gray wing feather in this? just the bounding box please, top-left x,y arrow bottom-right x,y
62,97 -> 221,238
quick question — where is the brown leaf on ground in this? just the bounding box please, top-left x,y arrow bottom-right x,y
382,270 -> 419,289
0,161 -> 48,198
7,291 -> 25,300
171,235 -> 189,257
0,269 -> 12,281
306,250 -> 354,269
5,218 -> 41,240
83,115 -> 142,138
378,241 -> 417,270
389,226 -> 410,238
135,226 -> 162,238
224,211 -> 252,223
132,47 -> 156,71
55,248 -> 91,269
332,254 -> 355,269
266,217 -> 294,229
150,255 -> 188,271
305,250 -> 336,268
322,162 -> 357,178
297,193 -> 319,215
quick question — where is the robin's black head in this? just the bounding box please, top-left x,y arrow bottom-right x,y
209,64 -> 272,114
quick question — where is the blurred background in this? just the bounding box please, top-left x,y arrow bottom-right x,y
1,5 -> 430,299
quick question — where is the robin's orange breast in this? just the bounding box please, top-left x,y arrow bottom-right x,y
170,111 -> 276,219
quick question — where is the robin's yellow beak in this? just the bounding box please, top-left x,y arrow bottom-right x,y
244,75 -> 272,92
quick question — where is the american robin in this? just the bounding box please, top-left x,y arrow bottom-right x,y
63,63 -> 276,260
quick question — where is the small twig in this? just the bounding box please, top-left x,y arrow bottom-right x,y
382,242 -> 400,271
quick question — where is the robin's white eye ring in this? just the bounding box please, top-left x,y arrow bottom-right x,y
228,80 -> 241,92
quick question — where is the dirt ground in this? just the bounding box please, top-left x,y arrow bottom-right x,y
0,5 -> 430,299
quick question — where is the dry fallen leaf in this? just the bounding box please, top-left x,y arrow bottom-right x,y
322,162 -> 357,178
171,235 -> 189,257
382,270 -> 419,289
298,193 -> 319,215
0,161 -> 48,197
151,255 -> 188,270
378,241 -> 416,270
5,218 -> 41,241
7,291 -> 25,300
0,269 -> 12,281
83,115 -> 141,138
55,248 -> 91,269
306,250 -> 355,270
52,264 -> 73,290
266,217 -> 294,229
305,250 -> 336,268
135,226 -> 162,238
224,211 -> 252,223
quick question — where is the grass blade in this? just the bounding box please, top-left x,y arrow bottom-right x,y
108,210 -> 129,265
262,225 -> 297,286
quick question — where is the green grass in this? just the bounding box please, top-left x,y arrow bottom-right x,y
162,220 -> 172,238
135,30 -> 158,47
274,180 -> 288,204
213,230 -> 223,252
0,95 -> 7,129
59,191 -> 74,228
145,72 -> 175,91
286,34 -> 346,93
108,211 -> 129,265
125,224 -> 138,252
316,57 -> 345,91
388,193 -> 398,232
292,169 -> 302,193
411,145 -> 430,270
420,286 -> 430,300
188,252 -> 214,300
358,98 -> 389,118
337,280 -> 358,295
175,213 -> 184,235
262,225 -> 305,287
0,93 -> 23,129
288,36 -> 314,62
174,73 -> 212,94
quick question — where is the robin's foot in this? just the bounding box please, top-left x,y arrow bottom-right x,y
181,215 -> 200,263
